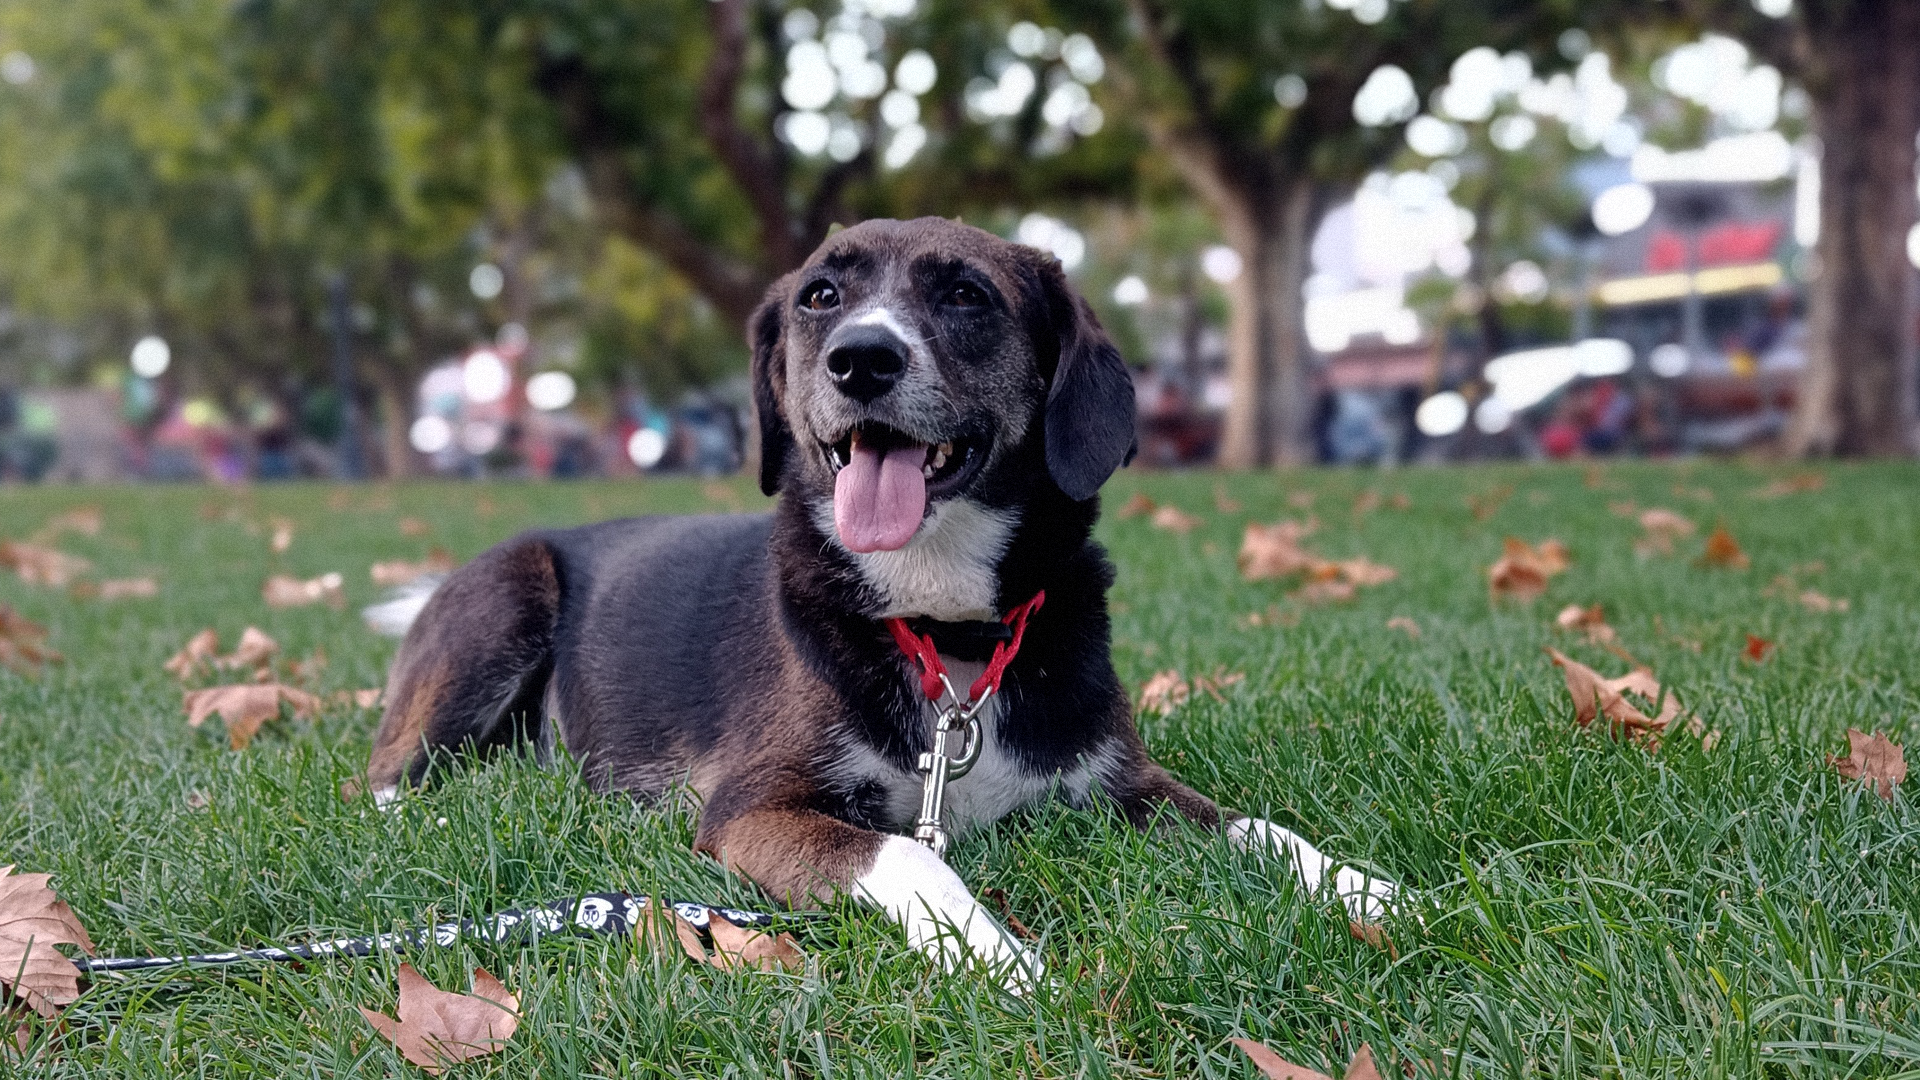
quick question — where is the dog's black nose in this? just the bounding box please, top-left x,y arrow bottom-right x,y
825,325 -> 907,403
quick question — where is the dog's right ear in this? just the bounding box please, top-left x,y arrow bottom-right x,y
749,274 -> 798,496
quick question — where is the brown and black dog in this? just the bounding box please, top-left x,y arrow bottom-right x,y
362,217 -> 1398,987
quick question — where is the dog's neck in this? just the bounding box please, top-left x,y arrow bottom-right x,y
806,496 -> 1017,622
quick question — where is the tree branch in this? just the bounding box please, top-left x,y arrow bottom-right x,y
701,0 -> 803,270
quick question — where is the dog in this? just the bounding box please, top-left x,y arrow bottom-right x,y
362,217 -> 1398,987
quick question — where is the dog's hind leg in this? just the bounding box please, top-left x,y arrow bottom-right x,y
363,537 -> 560,802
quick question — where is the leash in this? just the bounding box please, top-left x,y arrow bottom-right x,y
77,893 -> 816,975
884,592 -> 1045,859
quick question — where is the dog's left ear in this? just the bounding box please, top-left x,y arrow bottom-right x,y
749,274 -> 798,496
1029,255 -> 1136,501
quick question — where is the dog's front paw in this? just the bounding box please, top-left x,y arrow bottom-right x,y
857,836 -> 1045,994
1229,816 -> 1406,920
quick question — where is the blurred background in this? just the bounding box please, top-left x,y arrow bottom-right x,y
0,0 -> 1914,484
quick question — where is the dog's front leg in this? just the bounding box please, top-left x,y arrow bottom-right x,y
1108,759 -> 1401,920
695,803 -> 1041,991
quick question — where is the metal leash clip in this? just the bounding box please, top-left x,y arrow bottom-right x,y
912,673 -> 989,858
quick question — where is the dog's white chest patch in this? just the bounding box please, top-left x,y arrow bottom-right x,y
811,497 -> 1016,621
826,658 -> 1116,836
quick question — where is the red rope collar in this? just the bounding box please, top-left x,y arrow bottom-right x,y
885,592 -> 1045,704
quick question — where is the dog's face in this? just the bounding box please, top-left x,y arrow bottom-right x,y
751,218 -> 1134,557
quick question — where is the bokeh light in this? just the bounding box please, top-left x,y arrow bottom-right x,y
525,370 -> 577,412
627,427 -> 668,469
130,336 -> 171,378
1414,391 -> 1469,437
409,414 -> 453,454
462,349 -> 510,404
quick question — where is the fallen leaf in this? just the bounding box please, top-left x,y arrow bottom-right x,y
1335,558 -> 1398,587
0,866 -> 94,1018
332,688 -> 385,709
1232,1039 -> 1382,1080
1151,505 -> 1201,534
283,647 -> 328,686
218,627 -> 280,676
1753,472 -> 1825,498
0,542 -> 91,588
1117,492 -> 1157,519
359,963 -> 519,1074
1489,538 -> 1569,601
706,918 -> 806,972
185,790 -> 211,810
1191,668 -> 1245,701
1797,589 -> 1849,613
1744,635 -> 1774,662
262,572 -> 345,609
1466,484 -> 1514,521
370,549 -> 457,588
268,517 -> 294,554
0,606 -> 61,675
1388,493 -> 1411,510
1351,490 -> 1382,518
84,578 -> 159,601
1212,485 -> 1242,514
1239,521 -> 1320,581
1546,648 -> 1691,747
1697,524 -> 1750,570
637,904 -> 710,964
1829,729 -> 1906,799
1138,671 -> 1190,717
1348,920 -> 1397,958
30,506 -> 102,542
1292,572 -> 1356,605
1633,508 -> 1696,557
980,887 -> 1038,941
164,629 -> 221,679
397,517 -> 432,537
183,683 -> 323,749
1385,616 -> 1421,639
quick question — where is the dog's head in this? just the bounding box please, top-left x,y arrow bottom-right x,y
750,217 -> 1134,555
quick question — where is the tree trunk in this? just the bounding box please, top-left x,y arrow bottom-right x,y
370,366 -> 415,481
1217,177 -> 1316,468
1788,1 -> 1920,456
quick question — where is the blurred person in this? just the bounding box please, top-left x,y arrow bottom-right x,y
1581,379 -> 1634,455
1538,395 -> 1584,459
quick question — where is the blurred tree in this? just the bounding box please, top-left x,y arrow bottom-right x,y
1042,0 -> 1580,466
1656,0 -> 1919,456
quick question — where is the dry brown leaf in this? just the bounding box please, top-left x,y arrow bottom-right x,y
1634,508 -> 1696,557
1212,485 -> 1242,514
262,572 -> 345,609
1554,604 -> 1620,648
1138,671 -> 1190,716
1116,492 -> 1156,519
1292,574 -> 1356,605
1348,920 -> 1397,958
1466,484 -> 1514,521
359,963 -> 519,1074
332,688 -> 385,709
397,516 -> 432,537
87,578 -> 159,601
1239,521 -> 1320,581
1830,729 -> 1906,799
1489,538 -> 1568,601
1744,634 -> 1774,662
1191,668 -> 1246,701
31,507 -> 102,542
268,517 -> 294,554
370,549 -> 457,588
1334,558 -> 1398,588
1797,589 -> 1849,613
0,606 -> 61,675
1232,1039 -> 1382,1080
1753,472 -> 1825,498
1697,524 -> 1750,570
1351,490 -> 1382,517
164,628 -> 221,679
282,647 -> 328,686
706,918 -> 806,973
1546,648 -> 1689,747
637,904 -> 710,964
218,627 -> 280,675
183,683 -> 323,749
1386,616 -> 1421,639
1151,505 -> 1202,534
0,542 -> 91,588
0,866 -> 94,1018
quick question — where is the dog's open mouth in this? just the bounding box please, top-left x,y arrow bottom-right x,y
824,424 -> 985,553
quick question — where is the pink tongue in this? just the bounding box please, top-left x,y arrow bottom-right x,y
834,441 -> 928,552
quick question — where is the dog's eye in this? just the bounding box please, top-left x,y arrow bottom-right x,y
946,281 -> 990,309
799,281 -> 840,311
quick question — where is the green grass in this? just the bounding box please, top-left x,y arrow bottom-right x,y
0,462 -> 1916,1078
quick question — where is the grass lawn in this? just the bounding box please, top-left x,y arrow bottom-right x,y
1,461 -> 1916,1078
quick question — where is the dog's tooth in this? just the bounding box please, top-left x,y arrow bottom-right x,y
923,462 -> 935,479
